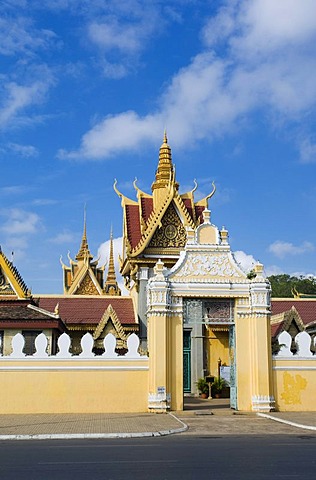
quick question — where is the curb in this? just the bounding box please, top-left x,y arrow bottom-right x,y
0,413 -> 188,441
257,413 -> 316,431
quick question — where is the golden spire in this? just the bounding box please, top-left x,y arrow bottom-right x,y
151,130 -> 178,192
76,205 -> 93,261
104,227 -> 121,296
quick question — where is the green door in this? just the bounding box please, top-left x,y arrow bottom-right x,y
183,330 -> 191,393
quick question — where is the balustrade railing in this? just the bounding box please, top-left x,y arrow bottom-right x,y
274,330 -> 316,358
1,332 -> 147,359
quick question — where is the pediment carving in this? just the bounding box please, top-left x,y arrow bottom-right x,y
75,272 -> 99,295
0,266 -> 15,295
148,202 -> 186,249
170,251 -> 246,282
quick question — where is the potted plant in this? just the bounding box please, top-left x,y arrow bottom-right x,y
196,378 -> 209,399
211,377 -> 227,398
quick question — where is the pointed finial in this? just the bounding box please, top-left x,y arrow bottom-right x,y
163,129 -> 168,144
152,130 -> 179,193
76,205 -> 93,261
104,227 -> 121,296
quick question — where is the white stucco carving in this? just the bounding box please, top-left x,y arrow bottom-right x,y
171,252 -> 244,281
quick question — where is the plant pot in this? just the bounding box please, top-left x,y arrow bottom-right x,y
201,393 -> 208,399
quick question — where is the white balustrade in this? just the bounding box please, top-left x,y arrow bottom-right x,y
56,332 -> 71,358
276,331 -> 293,357
4,331 -> 146,359
275,330 -> 315,358
103,333 -> 118,358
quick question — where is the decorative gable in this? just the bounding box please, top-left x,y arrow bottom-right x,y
169,211 -> 247,285
0,248 -> 30,299
0,266 -> 15,295
170,250 -> 246,283
93,304 -> 128,350
148,202 -> 187,249
60,214 -> 105,295
73,271 -> 100,295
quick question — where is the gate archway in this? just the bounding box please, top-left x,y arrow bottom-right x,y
147,210 -> 274,413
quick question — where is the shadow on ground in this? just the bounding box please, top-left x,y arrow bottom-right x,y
184,397 -> 231,411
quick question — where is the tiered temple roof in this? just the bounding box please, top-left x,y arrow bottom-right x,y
60,215 -> 121,296
114,133 -> 216,283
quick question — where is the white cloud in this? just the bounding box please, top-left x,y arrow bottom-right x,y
59,1 -> 316,160
58,111 -> 161,159
0,16 -> 58,56
234,0 -> 316,55
268,240 -> 314,259
7,142 -> 39,157
100,60 -> 128,80
0,185 -> 29,195
88,21 -> 143,54
50,231 -> 76,244
299,137 -> 316,163
0,75 -> 54,129
32,198 -> 58,206
98,236 -> 128,295
0,208 -> 41,235
233,250 -> 257,273
0,208 -> 42,257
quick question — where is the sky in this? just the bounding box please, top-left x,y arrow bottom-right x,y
1,0 -> 316,294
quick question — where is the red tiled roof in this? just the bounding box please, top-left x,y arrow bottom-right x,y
271,299 -> 316,326
125,204 -> 142,249
271,321 -> 284,337
182,199 -> 194,221
195,205 -> 205,224
0,299 -> 64,330
37,296 -> 137,326
140,197 -> 153,222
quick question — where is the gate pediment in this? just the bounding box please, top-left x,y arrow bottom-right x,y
169,249 -> 247,283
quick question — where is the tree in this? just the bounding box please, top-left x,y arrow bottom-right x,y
268,274 -> 316,298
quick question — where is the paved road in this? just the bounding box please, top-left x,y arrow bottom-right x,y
1,435 -> 315,480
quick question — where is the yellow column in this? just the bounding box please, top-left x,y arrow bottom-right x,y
147,260 -> 183,412
235,264 -> 274,411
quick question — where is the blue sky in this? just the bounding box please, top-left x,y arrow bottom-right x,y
1,0 -> 316,294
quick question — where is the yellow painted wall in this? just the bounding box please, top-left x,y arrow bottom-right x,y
0,359 -> 149,414
234,316 -> 253,410
273,359 -> 316,411
148,313 -> 183,411
235,314 -> 273,411
206,328 -> 229,377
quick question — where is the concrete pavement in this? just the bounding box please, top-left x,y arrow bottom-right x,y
0,398 -> 316,440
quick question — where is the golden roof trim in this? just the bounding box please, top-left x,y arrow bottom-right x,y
93,303 -> 127,341
0,248 -> 30,298
113,179 -> 137,206
128,187 -> 174,257
195,181 -> 216,207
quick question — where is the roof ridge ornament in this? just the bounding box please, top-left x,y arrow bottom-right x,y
76,205 -> 93,261
151,131 -> 179,194
196,181 -> 216,208
133,177 -> 150,198
104,227 -> 121,296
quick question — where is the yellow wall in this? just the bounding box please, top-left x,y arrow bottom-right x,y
206,328 -> 229,377
148,313 -> 183,412
235,314 -> 273,411
0,358 -> 149,414
273,359 -> 316,411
